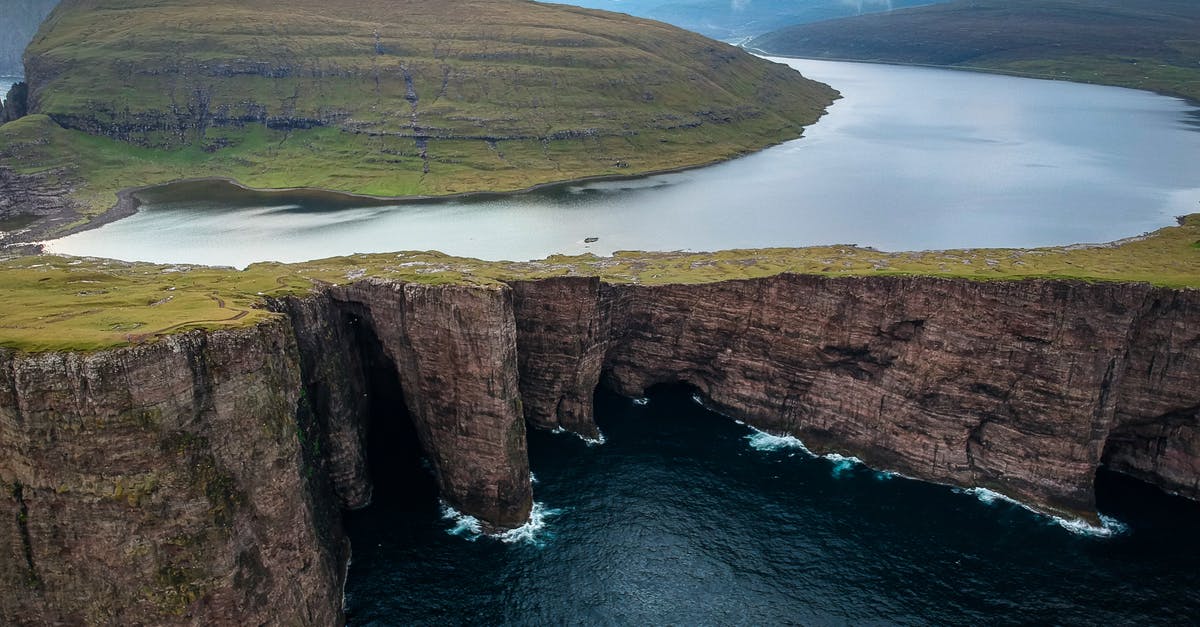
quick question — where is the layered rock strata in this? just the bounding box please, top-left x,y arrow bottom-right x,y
0,322 -> 345,625
2,273 -> 1198,624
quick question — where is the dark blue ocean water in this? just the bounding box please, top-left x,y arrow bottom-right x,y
344,387 -> 1200,625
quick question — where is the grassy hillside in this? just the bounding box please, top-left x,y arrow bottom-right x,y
545,0 -> 942,41
3,214 -> 1198,352
748,0 -> 1200,102
0,0 -> 835,237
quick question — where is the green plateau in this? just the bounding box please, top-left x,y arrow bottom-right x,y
1,0 -> 835,238
748,0 -> 1200,103
3,214 -> 1198,353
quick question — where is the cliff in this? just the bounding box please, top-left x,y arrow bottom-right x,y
0,322 -> 345,624
2,267 -> 1198,623
516,275 -> 1200,519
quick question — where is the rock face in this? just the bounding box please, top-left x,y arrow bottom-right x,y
0,165 -> 91,249
0,321 -> 345,625
2,273 -> 1198,623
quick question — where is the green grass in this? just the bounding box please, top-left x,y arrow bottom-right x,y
1,0 -> 837,231
748,0 -> 1200,102
3,215 -> 1197,353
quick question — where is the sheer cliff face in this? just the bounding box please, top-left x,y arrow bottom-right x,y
0,322 -> 345,625
1,273 -> 1198,624
327,280 -> 532,530
511,275 -> 1200,519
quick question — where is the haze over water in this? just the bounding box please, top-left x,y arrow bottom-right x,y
45,58 -> 1200,267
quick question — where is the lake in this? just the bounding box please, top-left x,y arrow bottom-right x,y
43,58 -> 1200,268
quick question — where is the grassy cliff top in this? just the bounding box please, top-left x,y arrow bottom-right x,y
748,0 -> 1200,102
3,215 -> 1198,352
1,0 -> 835,239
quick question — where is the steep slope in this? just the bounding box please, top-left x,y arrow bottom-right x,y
0,0 -> 835,241
748,0 -> 1200,102
547,0 -> 943,41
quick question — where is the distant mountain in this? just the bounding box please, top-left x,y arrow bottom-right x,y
747,0 -> 1200,101
0,0 -> 59,76
547,0 -> 944,40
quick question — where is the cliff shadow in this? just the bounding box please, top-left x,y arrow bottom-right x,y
1099,406 -> 1200,503
344,308 -> 438,510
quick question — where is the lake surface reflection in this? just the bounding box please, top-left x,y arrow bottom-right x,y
44,59 -> 1200,268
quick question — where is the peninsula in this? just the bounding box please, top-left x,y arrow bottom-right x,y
0,0 -> 835,243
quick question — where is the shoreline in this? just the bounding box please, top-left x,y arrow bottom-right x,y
748,49 -> 1200,107
41,133 -> 811,245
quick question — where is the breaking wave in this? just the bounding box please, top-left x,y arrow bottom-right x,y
954,487 -> 1130,538
743,427 -> 865,479
745,429 -> 813,453
441,501 -> 563,546
551,426 -> 607,446
441,503 -> 483,539
495,503 -> 563,546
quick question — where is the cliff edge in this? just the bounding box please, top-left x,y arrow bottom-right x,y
1,218 -> 1198,623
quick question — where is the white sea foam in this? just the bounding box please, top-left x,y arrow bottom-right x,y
441,500 -> 561,545
440,502 -> 483,539
632,397 -> 650,406
530,472 -> 539,485
825,453 -> 863,478
550,426 -> 607,446
745,427 -> 814,454
1055,514 -> 1129,538
953,488 -> 1130,538
957,487 -> 1020,507
582,431 -> 607,446
691,392 -> 705,406
495,502 -> 563,546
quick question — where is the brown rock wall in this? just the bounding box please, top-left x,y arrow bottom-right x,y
1,272 -> 1197,624
506,274 -> 1200,520
0,322 -> 345,625
332,279 -> 532,530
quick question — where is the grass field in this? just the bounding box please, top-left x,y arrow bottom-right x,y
748,0 -> 1200,102
0,0 -> 836,235
3,214 -> 1197,352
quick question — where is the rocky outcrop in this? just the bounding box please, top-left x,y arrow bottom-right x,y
1,82 -> 28,125
327,280 -> 532,530
0,166 -> 90,247
2,272 -> 1198,623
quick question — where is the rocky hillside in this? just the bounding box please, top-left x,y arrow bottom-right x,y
748,0 -> 1200,102
0,0 -> 836,241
